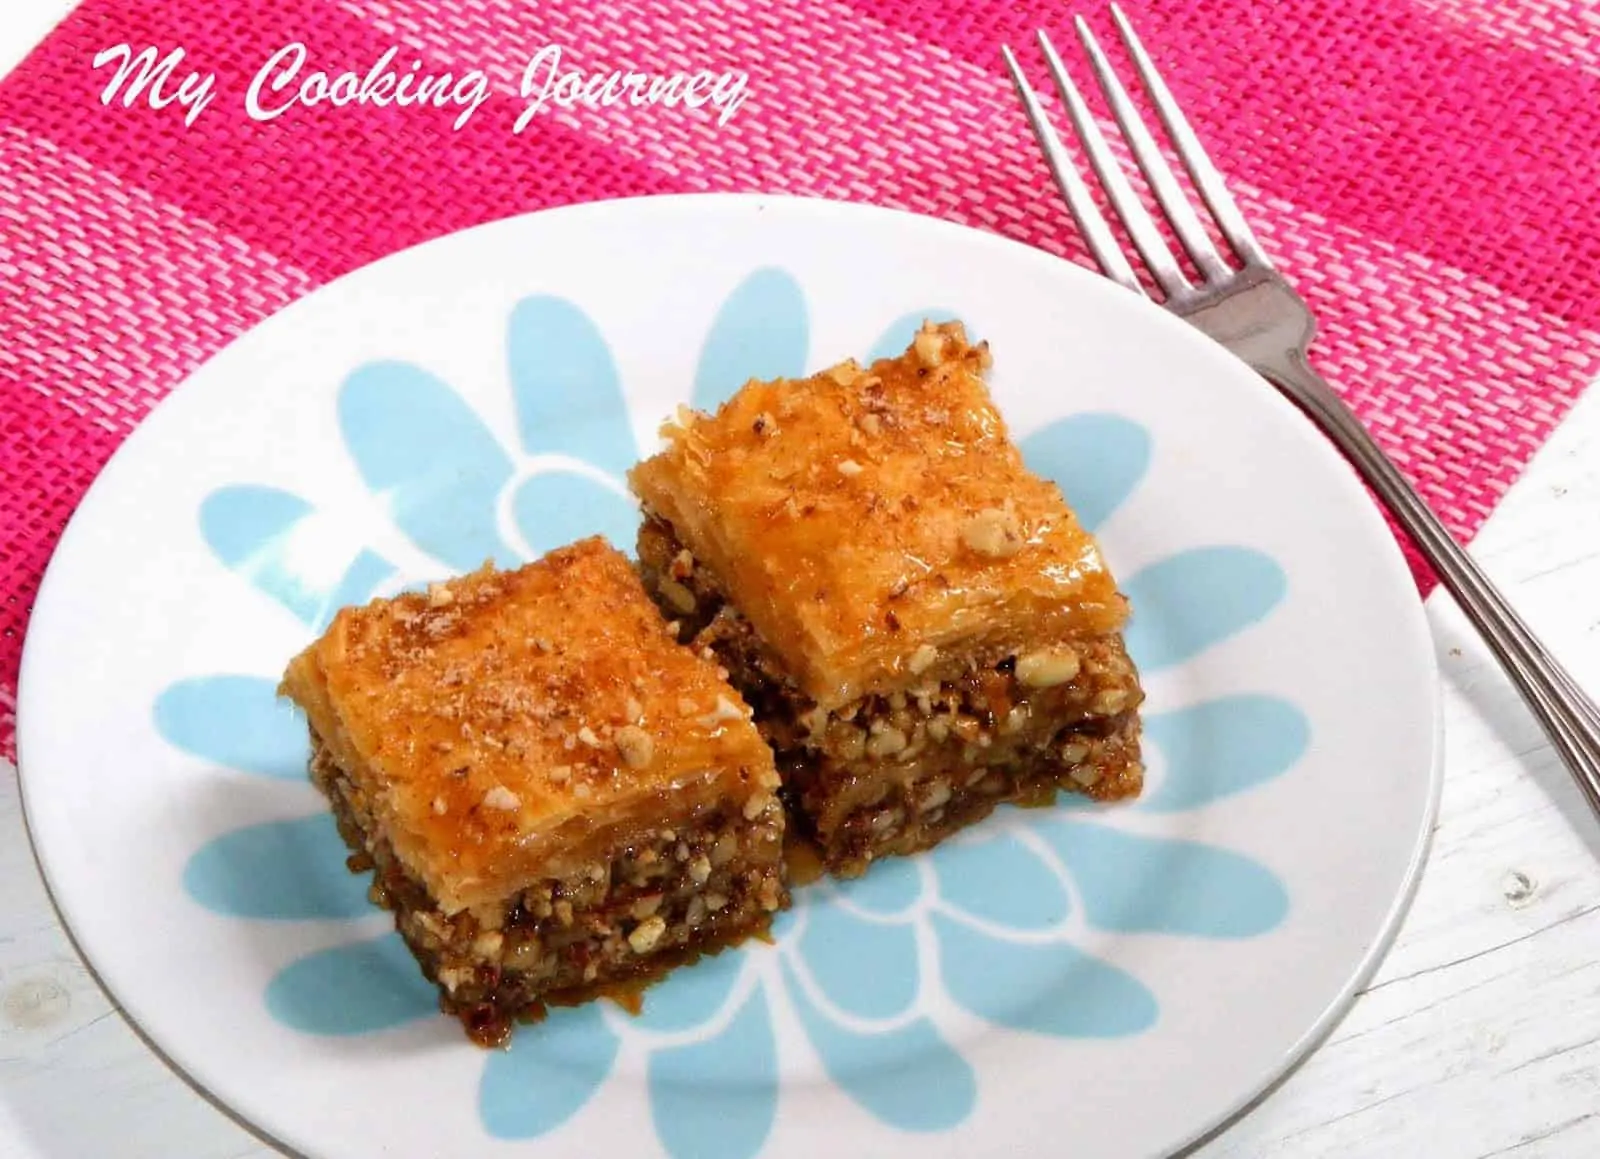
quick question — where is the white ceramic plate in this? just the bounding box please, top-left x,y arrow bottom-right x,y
18,195 -> 1440,1159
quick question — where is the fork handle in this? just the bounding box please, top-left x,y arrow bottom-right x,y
1255,352 -> 1600,821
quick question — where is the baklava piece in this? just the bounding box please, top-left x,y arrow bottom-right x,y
279,538 -> 785,1046
631,321 -> 1143,878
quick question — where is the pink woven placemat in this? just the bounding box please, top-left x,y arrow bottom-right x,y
4,0 -> 1600,760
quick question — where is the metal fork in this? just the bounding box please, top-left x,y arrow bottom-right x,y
1002,5 -> 1600,821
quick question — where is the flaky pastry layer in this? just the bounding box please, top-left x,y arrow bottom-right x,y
629,321 -> 1128,709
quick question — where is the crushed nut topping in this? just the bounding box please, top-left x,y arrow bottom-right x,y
576,726 -> 601,747
961,507 -> 1024,558
615,725 -> 654,768
826,360 -> 860,386
702,695 -> 746,727
482,786 -> 521,811
431,795 -> 448,815
547,765 -> 572,783
427,582 -> 454,608
837,458 -> 864,477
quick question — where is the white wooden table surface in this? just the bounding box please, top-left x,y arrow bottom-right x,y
4,4 -> 1599,1157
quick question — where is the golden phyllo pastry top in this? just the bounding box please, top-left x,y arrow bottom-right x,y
629,321 -> 1128,709
279,538 -> 779,913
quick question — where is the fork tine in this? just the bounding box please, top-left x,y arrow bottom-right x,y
1073,16 -> 1230,283
1109,2 -> 1269,267
1035,30 -> 1190,299
1001,45 -> 1145,296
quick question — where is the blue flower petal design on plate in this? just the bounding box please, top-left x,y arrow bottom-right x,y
200,486 -> 317,623
507,295 -> 639,477
693,268 -> 809,411
340,361 -> 516,571
265,932 -> 436,1034
1141,695 -> 1311,811
796,895 -> 919,1019
511,470 -> 639,558
1122,546 -> 1287,672
864,309 -> 961,363
931,833 -> 1070,930
933,912 -> 1157,1037
648,984 -> 778,1159
154,675 -> 306,780
183,814 -> 371,920
1021,413 -> 1152,534
200,485 -> 395,628
782,957 -> 975,1131
1033,818 -> 1288,937
633,946 -> 746,1033
503,295 -> 641,552
480,1003 -> 621,1139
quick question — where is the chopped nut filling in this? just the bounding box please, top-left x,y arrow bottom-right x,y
1016,646 -> 1082,688
310,736 -> 785,1048
639,516 -> 1144,878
